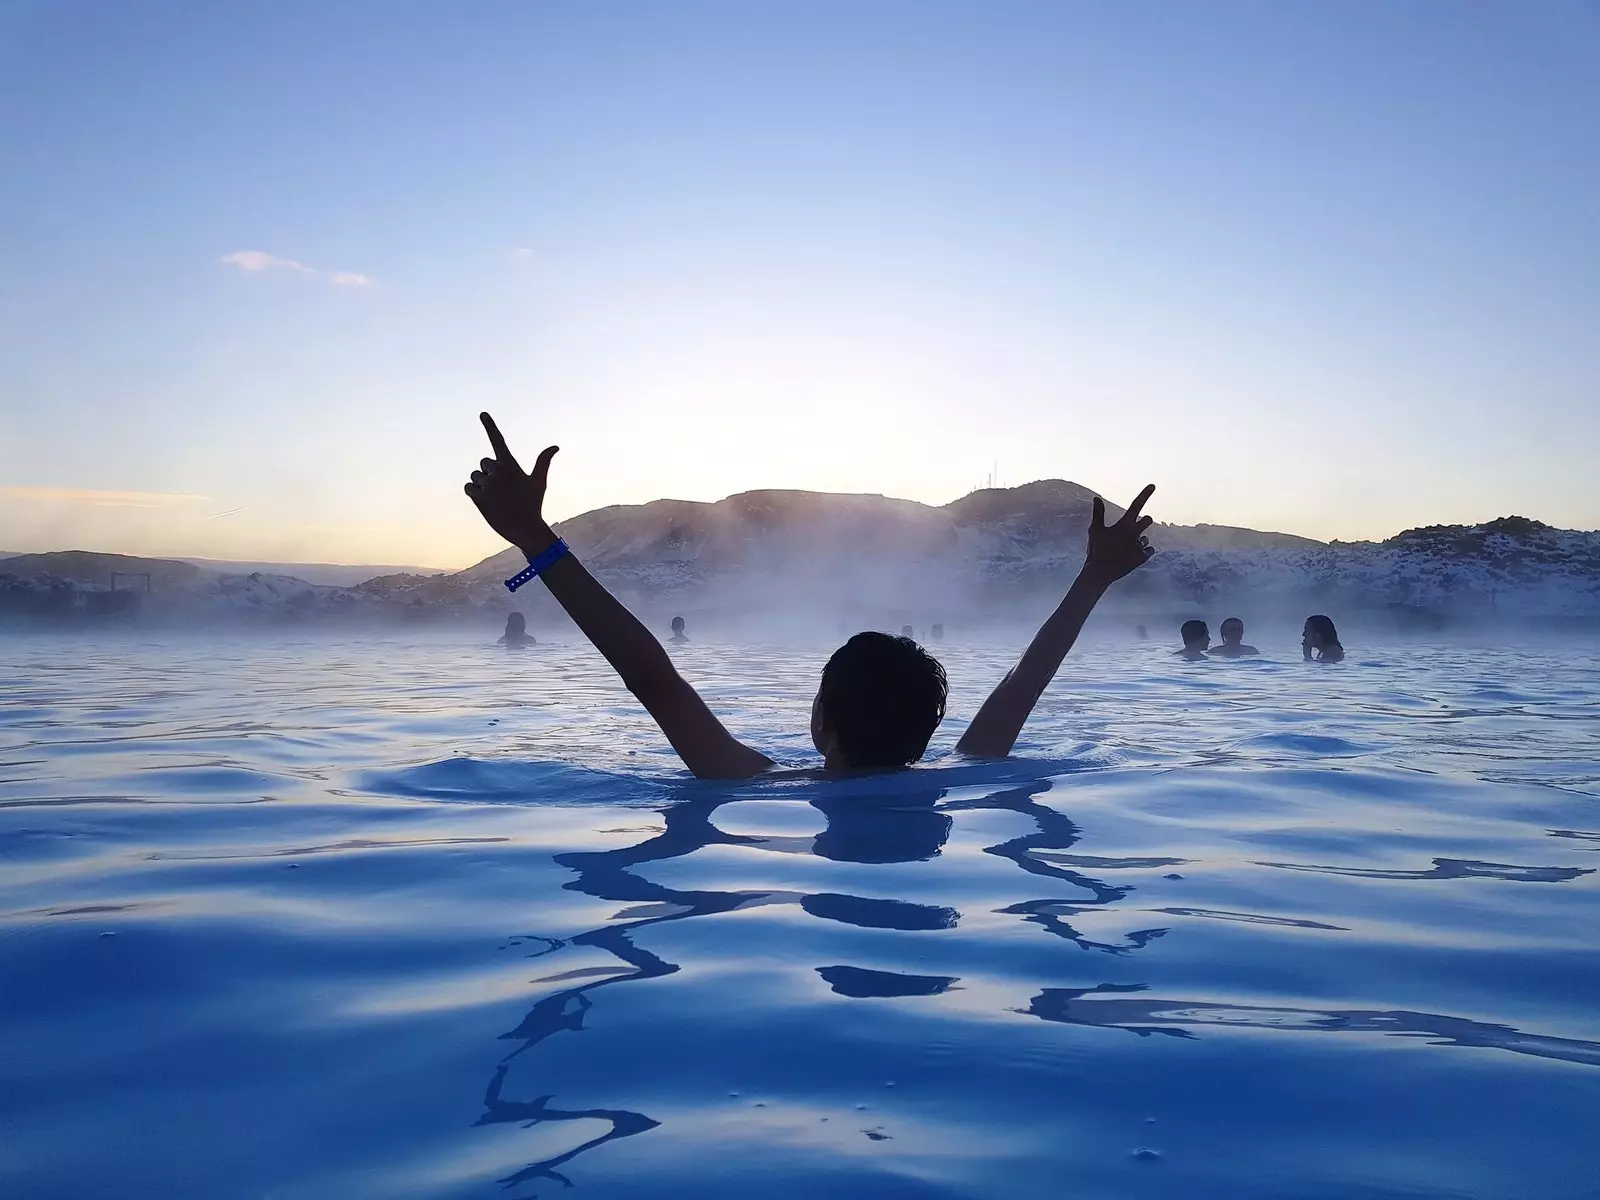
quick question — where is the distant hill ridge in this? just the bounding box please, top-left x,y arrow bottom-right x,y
5,482 -> 1597,621
459,479 -> 1323,581
0,552 -> 447,589
0,550 -> 202,587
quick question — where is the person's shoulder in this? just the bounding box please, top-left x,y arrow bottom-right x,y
1240,645 -> 1260,655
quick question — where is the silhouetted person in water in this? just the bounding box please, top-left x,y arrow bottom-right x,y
930,623 -> 944,642
1136,624 -> 1148,640
900,624 -> 914,638
498,611 -> 534,647
1210,616 -> 1259,658
1303,614 -> 1345,662
465,412 -> 1156,777
1177,619 -> 1210,661
668,615 -> 689,644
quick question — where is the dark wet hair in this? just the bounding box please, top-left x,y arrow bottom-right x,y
1305,614 -> 1341,649
671,615 -> 685,632
506,612 -> 526,631
1220,616 -> 1244,637
819,632 -> 947,768
1181,619 -> 1209,647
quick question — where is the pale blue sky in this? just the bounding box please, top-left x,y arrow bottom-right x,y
2,1 -> 1597,566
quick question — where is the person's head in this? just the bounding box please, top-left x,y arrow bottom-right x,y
812,632 -> 947,769
671,616 -> 685,634
1137,624 -> 1148,639
1220,617 -> 1244,645
505,612 -> 526,635
1180,619 -> 1210,650
1304,614 -> 1340,649
901,624 -> 914,637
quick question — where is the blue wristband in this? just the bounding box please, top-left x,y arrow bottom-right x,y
505,538 -> 570,592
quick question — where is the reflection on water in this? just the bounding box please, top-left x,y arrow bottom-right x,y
481,772 -> 1600,1188
2,633 -> 1599,1198
1022,987 -> 1600,1066
1259,857 -> 1595,883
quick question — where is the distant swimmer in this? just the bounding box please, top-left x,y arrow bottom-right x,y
901,624 -> 915,638
669,616 -> 689,644
498,611 -> 535,648
464,411 -> 1156,777
1210,617 -> 1260,658
1177,620 -> 1210,661
1136,624 -> 1148,640
1303,614 -> 1345,663
930,623 -> 944,642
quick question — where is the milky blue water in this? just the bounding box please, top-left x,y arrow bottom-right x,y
3,631 -> 1598,1199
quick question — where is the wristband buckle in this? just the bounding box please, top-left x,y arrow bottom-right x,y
505,538 -> 570,592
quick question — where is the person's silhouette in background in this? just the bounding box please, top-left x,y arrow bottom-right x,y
1177,620 -> 1210,661
930,623 -> 944,642
669,616 -> 689,644
1303,614 -> 1345,662
1210,617 -> 1259,658
498,612 -> 534,647
901,624 -> 914,638
1136,624 -> 1148,640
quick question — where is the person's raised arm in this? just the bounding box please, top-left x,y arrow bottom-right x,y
955,485 -> 1155,758
465,412 -> 771,780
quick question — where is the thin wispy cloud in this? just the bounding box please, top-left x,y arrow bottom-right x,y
219,250 -> 376,288
509,246 -> 534,265
219,250 -> 315,274
1,486 -> 211,510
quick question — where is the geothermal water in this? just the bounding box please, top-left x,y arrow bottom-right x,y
2,630 -> 1597,1198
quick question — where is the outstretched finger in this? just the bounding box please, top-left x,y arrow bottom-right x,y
1123,483 -> 1156,523
531,444 -> 560,487
1091,495 -> 1106,531
1136,514 -> 1153,533
480,412 -> 522,472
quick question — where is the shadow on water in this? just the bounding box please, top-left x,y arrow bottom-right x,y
473,764 -> 1600,1190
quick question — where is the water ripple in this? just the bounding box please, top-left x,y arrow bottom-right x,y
2,630 -> 1598,1199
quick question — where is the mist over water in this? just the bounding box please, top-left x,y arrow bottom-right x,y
2,628 -> 1598,1198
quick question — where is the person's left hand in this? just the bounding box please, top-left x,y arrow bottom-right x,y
1083,484 -> 1155,585
464,412 -> 559,553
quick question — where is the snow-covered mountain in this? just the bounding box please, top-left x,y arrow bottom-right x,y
177,556 -> 448,586
450,485 -> 1598,621
4,489 -> 1597,627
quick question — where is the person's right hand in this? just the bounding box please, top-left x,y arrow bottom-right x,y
464,412 -> 559,553
1082,484 -> 1156,586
